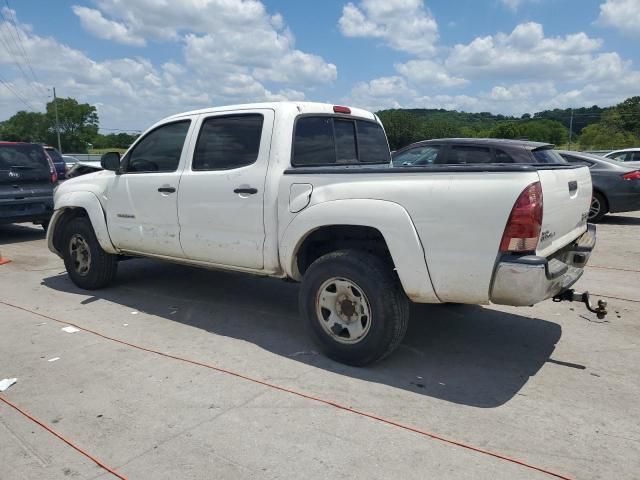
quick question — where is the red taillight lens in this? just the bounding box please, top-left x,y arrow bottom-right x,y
499,181 -> 543,253
622,170 -> 640,181
51,170 -> 58,183
333,105 -> 351,114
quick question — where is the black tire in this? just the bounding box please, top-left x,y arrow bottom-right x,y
589,192 -> 608,223
299,250 -> 409,366
62,217 -> 118,290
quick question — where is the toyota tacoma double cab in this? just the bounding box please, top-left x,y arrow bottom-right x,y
48,102 -> 599,365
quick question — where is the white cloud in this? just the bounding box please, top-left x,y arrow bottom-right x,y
339,0 -> 439,56
597,0 -> 640,37
500,0 -> 522,10
71,6 -> 145,46
445,22 -> 609,81
0,3 -> 336,131
395,59 -> 468,87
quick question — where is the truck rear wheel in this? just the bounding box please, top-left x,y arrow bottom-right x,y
299,250 -> 409,366
62,217 -> 118,290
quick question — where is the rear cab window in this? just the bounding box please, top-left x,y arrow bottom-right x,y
292,116 -> 390,166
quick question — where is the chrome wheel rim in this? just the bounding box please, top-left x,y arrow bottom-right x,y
589,196 -> 601,220
315,277 -> 372,344
69,234 -> 91,276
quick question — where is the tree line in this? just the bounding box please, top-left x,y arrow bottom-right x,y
0,97 -> 138,152
378,96 -> 640,151
1,95 -> 638,153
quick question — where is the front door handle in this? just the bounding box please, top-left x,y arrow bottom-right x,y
234,187 -> 258,195
158,186 -> 176,193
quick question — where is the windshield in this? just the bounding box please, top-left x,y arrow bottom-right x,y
532,147 -> 567,164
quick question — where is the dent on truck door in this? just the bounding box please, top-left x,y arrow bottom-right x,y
106,120 -> 192,257
177,110 -> 274,269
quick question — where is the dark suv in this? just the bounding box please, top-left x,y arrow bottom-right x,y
0,142 -> 57,230
392,138 -> 568,166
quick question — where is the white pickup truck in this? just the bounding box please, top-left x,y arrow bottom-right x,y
48,102 -> 601,365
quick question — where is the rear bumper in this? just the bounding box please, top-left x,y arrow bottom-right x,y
0,196 -> 54,224
490,224 -> 596,306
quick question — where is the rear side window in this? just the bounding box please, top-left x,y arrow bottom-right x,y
293,116 -> 390,166
392,145 -> 441,166
193,115 -> 264,170
447,146 -> 492,164
494,149 -> 516,163
562,155 -> 593,167
532,148 -> 567,164
126,121 -> 191,173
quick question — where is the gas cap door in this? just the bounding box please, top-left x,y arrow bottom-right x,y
289,183 -> 313,213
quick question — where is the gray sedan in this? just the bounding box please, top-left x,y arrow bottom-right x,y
558,150 -> 640,222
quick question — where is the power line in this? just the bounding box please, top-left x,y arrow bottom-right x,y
0,4 -> 45,102
3,0 -> 46,97
0,74 -> 36,111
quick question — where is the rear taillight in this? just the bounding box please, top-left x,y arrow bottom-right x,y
622,171 -> 640,181
44,151 -> 57,183
499,181 -> 543,254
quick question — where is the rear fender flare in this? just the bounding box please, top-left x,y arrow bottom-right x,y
280,199 -> 440,303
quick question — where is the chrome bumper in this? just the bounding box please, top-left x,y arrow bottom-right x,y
490,224 -> 596,307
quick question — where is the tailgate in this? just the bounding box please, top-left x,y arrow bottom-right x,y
536,166 -> 591,257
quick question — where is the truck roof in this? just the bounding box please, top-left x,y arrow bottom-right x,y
164,101 -> 377,122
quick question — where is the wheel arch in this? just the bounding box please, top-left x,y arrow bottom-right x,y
279,199 -> 440,303
47,191 -> 117,257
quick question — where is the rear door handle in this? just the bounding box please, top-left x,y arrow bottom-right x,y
158,187 -> 176,193
234,187 -> 258,195
568,181 -> 578,193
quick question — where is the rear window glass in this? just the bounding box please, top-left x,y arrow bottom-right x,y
293,116 -> 390,166
532,148 -> 567,164
45,147 -> 63,163
0,144 -> 50,171
494,149 -> 516,163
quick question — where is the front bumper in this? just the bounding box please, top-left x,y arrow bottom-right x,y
490,224 -> 596,307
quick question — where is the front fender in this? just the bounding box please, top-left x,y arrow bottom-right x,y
47,191 -> 117,256
280,199 -> 440,303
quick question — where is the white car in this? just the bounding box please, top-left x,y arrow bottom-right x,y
47,102 -> 599,365
603,148 -> 640,164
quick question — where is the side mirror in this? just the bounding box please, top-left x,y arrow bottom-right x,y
101,152 -> 121,172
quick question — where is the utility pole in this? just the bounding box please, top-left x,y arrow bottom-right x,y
568,108 -> 574,151
53,87 -> 62,153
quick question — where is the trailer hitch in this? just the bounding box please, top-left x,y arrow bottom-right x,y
553,289 -> 608,319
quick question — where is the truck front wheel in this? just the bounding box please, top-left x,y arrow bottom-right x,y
61,217 -> 118,290
299,250 -> 409,366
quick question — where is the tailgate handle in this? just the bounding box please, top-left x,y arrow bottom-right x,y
568,181 -> 578,194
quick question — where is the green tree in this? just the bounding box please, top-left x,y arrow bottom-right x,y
578,123 -> 639,150
46,97 -> 99,152
0,111 -> 48,142
377,110 -> 425,150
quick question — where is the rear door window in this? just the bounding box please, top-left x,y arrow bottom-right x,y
392,145 -> 441,166
193,114 -> 263,170
494,149 -> 516,163
447,146 -> 492,164
292,116 -> 390,166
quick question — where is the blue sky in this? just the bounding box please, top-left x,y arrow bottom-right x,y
1,0 -> 639,131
